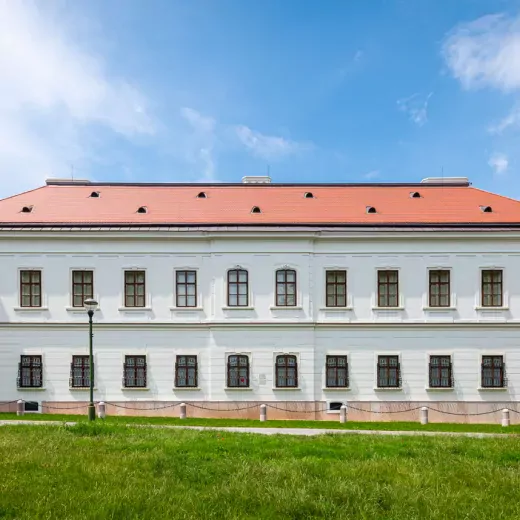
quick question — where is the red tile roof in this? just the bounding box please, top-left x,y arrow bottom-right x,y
0,182 -> 519,226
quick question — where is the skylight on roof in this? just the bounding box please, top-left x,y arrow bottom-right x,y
21,206 -> 33,213
410,191 -> 421,198
304,192 -> 314,198
251,206 -> 261,214
366,206 -> 376,214
137,206 -> 148,214
197,192 -> 207,198
480,205 -> 493,213
89,191 -> 100,198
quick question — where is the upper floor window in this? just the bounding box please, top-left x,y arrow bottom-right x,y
481,355 -> 505,388
377,355 -> 400,388
227,355 -> 250,387
275,354 -> 298,388
20,270 -> 41,308
276,269 -> 297,307
429,355 -> 452,388
176,270 -> 197,307
326,271 -> 347,307
123,355 -> 147,388
70,355 -> 91,388
72,270 -> 94,308
429,270 -> 450,307
124,271 -> 145,308
326,355 -> 348,388
481,270 -> 503,307
228,269 -> 249,307
175,355 -> 198,387
377,270 -> 398,307
17,355 -> 43,388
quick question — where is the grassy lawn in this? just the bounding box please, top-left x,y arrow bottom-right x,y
1,424 -> 520,519
0,411 -> 519,434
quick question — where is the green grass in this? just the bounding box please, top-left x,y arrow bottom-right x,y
1,424 -> 520,519
0,411 -> 519,434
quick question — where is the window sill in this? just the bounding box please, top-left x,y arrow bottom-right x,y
269,306 -> 303,310
173,387 -> 201,391
372,306 -> 405,311
322,387 -> 351,391
373,387 -> 403,392
13,307 -> 49,312
69,387 -> 98,391
423,307 -> 457,311
65,307 -> 101,312
475,306 -> 509,311
425,387 -> 454,392
118,307 -> 153,312
478,387 -> 508,392
272,387 -> 301,391
169,307 -> 204,311
222,306 -> 255,310
121,387 -> 150,391
319,307 -> 353,311
17,387 -> 46,391
224,387 -> 253,391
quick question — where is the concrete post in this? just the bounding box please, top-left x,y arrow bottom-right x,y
260,404 -> 267,422
180,403 -> 187,419
340,404 -> 347,424
97,401 -> 106,419
502,408 -> 510,427
16,400 -> 24,416
420,406 -> 428,425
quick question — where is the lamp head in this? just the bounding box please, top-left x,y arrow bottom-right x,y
83,298 -> 98,312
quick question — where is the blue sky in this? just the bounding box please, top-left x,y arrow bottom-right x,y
2,0 -> 520,197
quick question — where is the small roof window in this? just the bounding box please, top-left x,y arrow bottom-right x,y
251,206 -> 261,214
197,192 -> 207,199
480,205 -> 493,213
89,191 -> 100,198
21,206 -> 33,213
304,192 -> 314,199
410,191 -> 421,198
136,206 -> 148,214
366,206 -> 377,214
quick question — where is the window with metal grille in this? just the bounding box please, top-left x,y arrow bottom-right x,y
17,355 -> 43,388
275,354 -> 298,388
123,355 -> 147,388
227,269 -> 248,307
377,355 -> 400,388
20,270 -> 41,307
429,355 -> 452,388
124,271 -> 146,307
70,355 -> 91,388
326,355 -> 349,387
275,269 -> 297,307
72,270 -> 94,308
377,270 -> 399,307
175,355 -> 198,387
429,270 -> 450,307
482,270 -> 503,307
326,271 -> 347,307
481,355 -> 505,388
227,355 -> 250,387
176,270 -> 197,307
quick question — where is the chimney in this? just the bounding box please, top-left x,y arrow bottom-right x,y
242,176 -> 271,184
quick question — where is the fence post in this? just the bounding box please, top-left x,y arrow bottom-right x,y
420,407 -> 428,425
97,401 -> 106,419
16,400 -> 24,417
502,408 -> 510,427
340,404 -> 347,424
180,403 -> 187,419
260,404 -> 267,422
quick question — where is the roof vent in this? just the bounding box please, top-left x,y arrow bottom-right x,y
251,206 -> 262,214
366,206 -> 377,214
197,192 -> 207,199
45,178 -> 91,185
410,191 -> 421,198
420,177 -> 469,185
89,191 -> 100,198
304,192 -> 314,198
136,206 -> 148,214
480,205 -> 493,213
242,176 -> 271,184
21,206 -> 33,213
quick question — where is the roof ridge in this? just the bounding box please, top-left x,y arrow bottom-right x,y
470,186 -> 520,204
0,185 -> 47,203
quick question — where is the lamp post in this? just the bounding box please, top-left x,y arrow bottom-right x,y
84,298 -> 98,421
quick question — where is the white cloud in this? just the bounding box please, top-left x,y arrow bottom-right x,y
0,1 -> 154,194
364,170 -> 380,180
235,125 -> 307,160
488,153 -> 509,174
397,92 -> 433,126
489,104 -> 520,133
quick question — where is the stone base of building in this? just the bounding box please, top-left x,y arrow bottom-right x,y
6,400 -> 517,424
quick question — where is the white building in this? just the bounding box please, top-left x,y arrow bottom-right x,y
1,175 -> 520,421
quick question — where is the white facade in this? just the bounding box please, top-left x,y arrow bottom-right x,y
1,228 -> 520,418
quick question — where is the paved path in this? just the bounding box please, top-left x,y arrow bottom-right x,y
0,420 -> 512,438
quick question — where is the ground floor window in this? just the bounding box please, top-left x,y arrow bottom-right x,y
429,355 -> 452,388
123,355 -> 147,388
17,355 -> 43,388
481,356 -> 505,388
377,355 -> 400,388
175,355 -> 198,387
275,355 -> 298,388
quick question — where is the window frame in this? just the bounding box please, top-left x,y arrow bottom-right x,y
428,270 -> 451,308
17,355 -> 43,388
376,355 -> 401,388
275,269 -> 297,307
175,355 -> 198,388
70,355 -> 92,388
481,269 -> 503,308
325,270 -> 347,308
175,270 -> 197,308
19,269 -> 42,308
274,354 -> 298,388
124,270 -> 146,308
325,355 -> 349,388
428,355 -> 453,388
226,354 -> 250,388
481,355 -> 506,388
377,270 -> 399,308
123,355 -> 147,388
227,269 -> 249,307
71,270 -> 94,308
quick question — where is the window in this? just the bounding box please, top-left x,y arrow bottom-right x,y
377,270 -> 399,307
481,356 -> 505,388
227,355 -> 250,388
70,355 -> 91,388
123,355 -> 147,388
227,269 -> 249,307
429,355 -> 452,388
175,355 -> 198,387
124,271 -> 145,307
377,355 -> 400,388
20,270 -> 41,307
276,269 -> 297,307
482,270 -> 503,307
72,270 -> 94,308
176,270 -> 197,307
17,355 -> 43,388
429,270 -> 450,307
275,354 -> 298,388
326,355 -> 348,388
326,271 -> 347,307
